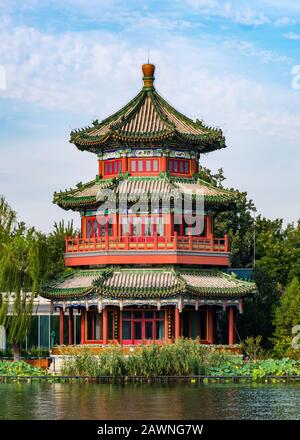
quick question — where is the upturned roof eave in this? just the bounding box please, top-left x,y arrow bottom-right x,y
53,174 -> 238,210
41,268 -> 256,301
70,131 -> 226,154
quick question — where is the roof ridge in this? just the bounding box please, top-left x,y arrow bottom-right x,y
154,90 -> 222,135
71,90 -> 145,138
53,176 -> 115,203
196,177 -> 237,195
154,90 -> 197,127
111,90 -> 147,131
148,90 -> 176,131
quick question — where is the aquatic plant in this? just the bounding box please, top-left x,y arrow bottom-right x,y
0,360 -> 48,376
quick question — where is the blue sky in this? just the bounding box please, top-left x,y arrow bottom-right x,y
0,0 -> 300,232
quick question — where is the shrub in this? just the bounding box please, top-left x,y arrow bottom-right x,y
242,336 -> 265,361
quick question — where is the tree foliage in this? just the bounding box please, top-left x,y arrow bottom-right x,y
0,197 -> 76,354
44,220 -> 76,281
198,167 -> 300,351
0,223 -> 47,354
272,278 -> 300,357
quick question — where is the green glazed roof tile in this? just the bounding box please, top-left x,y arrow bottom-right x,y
42,268 -> 255,301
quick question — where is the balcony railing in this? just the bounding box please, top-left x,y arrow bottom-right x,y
65,233 -> 229,254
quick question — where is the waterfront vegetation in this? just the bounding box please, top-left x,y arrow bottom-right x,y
0,340 -> 299,381
60,341 -> 300,381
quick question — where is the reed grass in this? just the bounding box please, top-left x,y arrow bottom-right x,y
61,339 -> 231,377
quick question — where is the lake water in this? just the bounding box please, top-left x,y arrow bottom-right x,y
0,382 -> 299,420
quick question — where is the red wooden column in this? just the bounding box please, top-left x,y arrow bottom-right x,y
206,216 -> 213,237
228,306 -> 235,345
81,217 -> 86,239
103,307 -> 108,344
98,160 -> 102,176
122,154 -> 128,174
80,309 -> 85,344
119,310 -> 123,345
160,156 -> 167,172
113,214 -> 118,239
165,213 -> 173,240
59,308 -> 64,345
175,307 -> 180,340
207,307 -> 214,344
164,308 -> 169,341
191,159 -> 198,175
68,308 -> 74,345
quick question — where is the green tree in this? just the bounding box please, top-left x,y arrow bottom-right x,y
198,166 -> 256,267
272,277 -> 300,357
237,266 -> 279,348
0,196 -> 17,244
284,221 -> 300,283
255,217 -> 287,285
0,226 -> 47,359
44,220 -> 76,281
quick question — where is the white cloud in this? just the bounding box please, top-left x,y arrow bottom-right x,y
274,16 -> 297,26
0,19 -> 300,230
284,32 -> 300,40
184,0 -> 217,8
233,9 -> 270,26
186,0 -> 271,26
224,39 -> 290,64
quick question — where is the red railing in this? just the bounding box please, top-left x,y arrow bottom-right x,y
65,233 -> 229,254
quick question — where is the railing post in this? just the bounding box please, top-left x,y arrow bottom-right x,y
224,234 -> 229,252
94,235 -> 97,251
65,237 -> 68,253
105,234 -> 109,251
173,231 -> 178,250
125,232 -> 129,250
77,235 -> 80,252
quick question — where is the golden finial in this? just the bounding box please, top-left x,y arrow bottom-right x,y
142,63 -> 155,89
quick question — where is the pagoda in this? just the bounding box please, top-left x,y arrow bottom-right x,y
42,64 -> 255,346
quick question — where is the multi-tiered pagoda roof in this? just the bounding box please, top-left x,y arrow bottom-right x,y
42,63 -> 255,347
